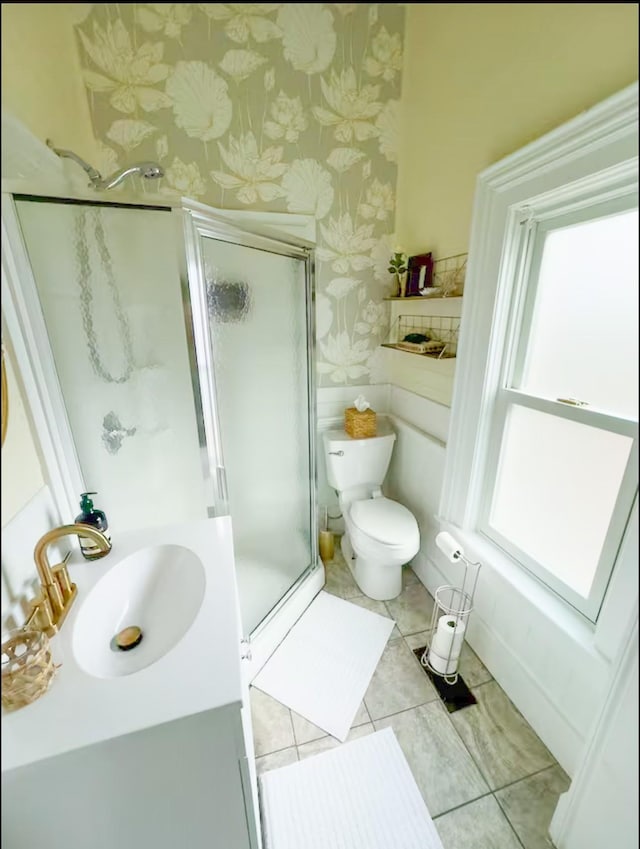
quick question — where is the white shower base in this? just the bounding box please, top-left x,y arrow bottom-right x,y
236,555 -> 308,635
242,559 -> 325,683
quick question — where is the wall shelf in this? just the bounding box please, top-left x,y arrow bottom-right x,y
382,313 -> 461,359
381,343 -> 456,359
383,295 -> 461,301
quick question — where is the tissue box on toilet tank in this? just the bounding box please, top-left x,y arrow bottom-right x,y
344,406 -> 377,439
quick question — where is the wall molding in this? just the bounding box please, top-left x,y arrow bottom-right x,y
480,82 -> 638,189
549,609 -> 638,847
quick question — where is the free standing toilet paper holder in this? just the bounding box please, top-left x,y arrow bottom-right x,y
420,532 -> 482,685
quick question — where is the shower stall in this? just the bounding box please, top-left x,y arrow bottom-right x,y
2,192 -> 322,671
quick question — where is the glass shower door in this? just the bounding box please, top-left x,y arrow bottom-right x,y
185,214 -> 316,634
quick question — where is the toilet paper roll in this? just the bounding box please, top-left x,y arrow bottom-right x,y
428,650 -> 458,676
428,615 -> 466,675
435,531 -> 464,562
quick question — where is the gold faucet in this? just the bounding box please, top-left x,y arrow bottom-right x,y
26,524 -> 112,636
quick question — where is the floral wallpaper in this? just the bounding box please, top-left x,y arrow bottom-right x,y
73,3 -> 405,386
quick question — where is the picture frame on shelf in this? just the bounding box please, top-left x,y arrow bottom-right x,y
406,252 -> 434,297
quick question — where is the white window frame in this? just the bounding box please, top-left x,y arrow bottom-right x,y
440,82 -> 638,624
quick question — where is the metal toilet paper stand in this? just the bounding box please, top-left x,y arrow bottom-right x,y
420,532 -> 482,685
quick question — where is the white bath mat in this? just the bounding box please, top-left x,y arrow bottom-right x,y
253,591 -> 394,741
260,727 -> 444,849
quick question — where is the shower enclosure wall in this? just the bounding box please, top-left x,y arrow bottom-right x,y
3,193 -> 321,658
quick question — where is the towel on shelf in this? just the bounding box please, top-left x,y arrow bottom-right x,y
395,340 -> 445,354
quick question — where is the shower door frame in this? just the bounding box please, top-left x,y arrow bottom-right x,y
1,191 -> 322,661
179,199 -> 322,648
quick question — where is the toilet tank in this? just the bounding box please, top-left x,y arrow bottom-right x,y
323,422 -> 396,491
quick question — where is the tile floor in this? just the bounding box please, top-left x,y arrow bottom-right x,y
250,542 -> 570,849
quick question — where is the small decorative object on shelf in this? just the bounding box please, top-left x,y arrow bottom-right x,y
406,252 -> 434,296
383,252 -> 468,300
388,246 -> 408,297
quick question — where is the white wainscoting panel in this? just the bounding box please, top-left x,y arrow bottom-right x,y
317,384 -> 390,422
389,385 -> 450,444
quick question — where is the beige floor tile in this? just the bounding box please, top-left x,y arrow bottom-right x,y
364,638 -> 437,720
291,700 -> 370,746
402,566 -> 420,587
255,746 -> 298,777
346,594 -> 401,638
323,549 -> 361,599
404,630 -> 429,651
451,681 -> 556,790
374,702 -> 489,817
435,795 -> 522,849
404,633 -> 493,688
495,764 -> 571,849
455,643 -> 493,688
296,722 -> 374,760
384,581 -> 435,635
250,687 -> 295,757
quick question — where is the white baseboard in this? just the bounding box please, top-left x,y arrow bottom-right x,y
411,548 -> 582,776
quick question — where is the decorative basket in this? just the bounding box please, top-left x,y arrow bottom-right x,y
345,406 -> 377,439
1,629 -> 57,712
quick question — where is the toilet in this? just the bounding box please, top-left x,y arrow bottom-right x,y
323,421 -> 420,601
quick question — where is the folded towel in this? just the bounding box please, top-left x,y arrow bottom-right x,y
395,340 -> 445,354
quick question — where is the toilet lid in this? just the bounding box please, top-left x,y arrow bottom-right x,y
350,497 -> 417,545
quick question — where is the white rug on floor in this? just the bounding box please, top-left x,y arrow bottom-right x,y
260,727 -> 444,849
253,591 -> 394,741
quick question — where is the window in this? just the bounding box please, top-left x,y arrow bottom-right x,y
482,203 -> 637,620
441,84 -> 638,623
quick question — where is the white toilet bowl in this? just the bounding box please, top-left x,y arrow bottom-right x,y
341,494 -> 420,601
323,422 -> 420,601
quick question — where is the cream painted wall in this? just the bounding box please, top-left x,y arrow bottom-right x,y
1,3 -> 98,162
1,348 -> 45,527
1,4 -> 99,528
396,3 -> 639,259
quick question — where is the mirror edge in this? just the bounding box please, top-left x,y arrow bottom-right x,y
1,345 -> 8,447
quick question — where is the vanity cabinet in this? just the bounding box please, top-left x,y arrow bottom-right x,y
2,701 -> 260,849
1,518 -> 262,849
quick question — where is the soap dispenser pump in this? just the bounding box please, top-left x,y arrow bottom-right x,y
75,491 -> 110,560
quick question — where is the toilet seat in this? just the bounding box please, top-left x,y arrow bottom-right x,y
350,497 -> 418,546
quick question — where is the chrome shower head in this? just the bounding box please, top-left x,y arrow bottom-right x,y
47,142 -> 164,191
137,162 -> 164,180
97,162 -> 165,190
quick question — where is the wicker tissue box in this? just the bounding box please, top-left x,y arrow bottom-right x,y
345,406 -> 377,439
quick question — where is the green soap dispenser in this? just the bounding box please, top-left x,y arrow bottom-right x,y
75,492 -> 111,560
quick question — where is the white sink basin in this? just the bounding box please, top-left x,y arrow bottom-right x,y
72,544 -> 206,678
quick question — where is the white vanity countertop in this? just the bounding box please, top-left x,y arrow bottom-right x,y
1,516 -> 243,773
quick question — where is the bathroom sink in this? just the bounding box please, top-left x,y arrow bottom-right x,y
72,544 -> 206,678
